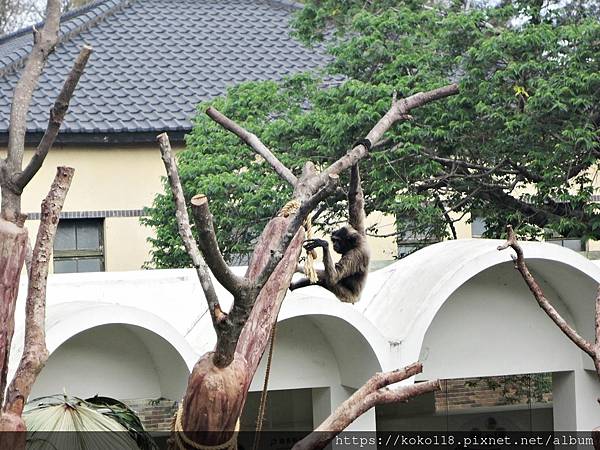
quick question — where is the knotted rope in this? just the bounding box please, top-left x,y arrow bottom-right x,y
278,199 -> 318,283
173,402 -> 240,450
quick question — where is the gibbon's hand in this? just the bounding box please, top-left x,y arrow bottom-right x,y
304,239 -> 328,251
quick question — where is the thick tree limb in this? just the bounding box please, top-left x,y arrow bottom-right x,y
323,84 -> 459,179
161,83 -> 458,446
252,173 -> 339,291
2,0 -> 61,220
4,166 -> 74,416
190,194 -> 247,296
157,133 -> 225,326
498,225 -> 596,359
206,106 -> 298,187
0,220 -> 27,407
293,362 -> 441,450
6,0 -> 60,166
14,46 -> 92,190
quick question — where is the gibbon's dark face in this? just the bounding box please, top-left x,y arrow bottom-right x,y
331,226 -> 357,254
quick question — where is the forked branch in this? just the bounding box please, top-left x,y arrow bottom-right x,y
293,362 -> 441,450
498,225 -> 596,359
15,46 -> 93,190
4,166 -> 74,416
323,84 -> 459,179
6,0 -> 61,167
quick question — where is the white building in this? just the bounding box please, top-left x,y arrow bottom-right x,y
9,239 -> 600,431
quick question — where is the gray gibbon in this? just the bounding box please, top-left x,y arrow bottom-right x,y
289,139 -> 371,303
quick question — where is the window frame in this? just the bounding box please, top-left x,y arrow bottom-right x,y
53,218 -> 105,273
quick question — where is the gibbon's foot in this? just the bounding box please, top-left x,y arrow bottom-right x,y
304,238 -> 328,251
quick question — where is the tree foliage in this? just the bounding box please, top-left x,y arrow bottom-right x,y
144,0 -> 600,268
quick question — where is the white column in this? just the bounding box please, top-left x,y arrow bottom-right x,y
553,369 -> 600,430
312,385 -> 377,449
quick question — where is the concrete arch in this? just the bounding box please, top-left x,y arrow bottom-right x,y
42,302 -> 198,370
18,302 -> 197,402
246,296 -> 387,393
358,239 -> 600,374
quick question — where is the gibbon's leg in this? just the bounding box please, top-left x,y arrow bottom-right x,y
330,282 -> 357,304
290,267 -> 326,291
289,277 -> 313,291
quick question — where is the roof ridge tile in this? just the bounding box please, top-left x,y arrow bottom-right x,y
0,0 -> 134,77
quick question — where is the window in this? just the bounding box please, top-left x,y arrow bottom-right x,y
547,237 -> 584,252
53,219 -> 105,273
396,225 -> 437,259
471,217 -> 487,238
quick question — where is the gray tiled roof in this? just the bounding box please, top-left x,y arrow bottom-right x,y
0,0 -> 327,141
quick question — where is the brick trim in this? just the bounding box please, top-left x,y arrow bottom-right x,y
27,209 -> 148,220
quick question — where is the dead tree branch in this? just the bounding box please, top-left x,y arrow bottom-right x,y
190,194 -> 247,295
205,106 -> 297,187
14,46 -> 92,190
159,83 -> 458,443
323,84 -> 459,179
4,167 -> 74,416
2,0 -> 62,220
203,84 -> 459,295
293,362 -> 441,450
157,133 -> 226,326
252,173 -> 339,291
498,225 -> 596,359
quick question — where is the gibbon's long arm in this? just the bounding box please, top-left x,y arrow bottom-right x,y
348,157 -> 367,236
314,242 -> 363,285
348,165 -> 365,236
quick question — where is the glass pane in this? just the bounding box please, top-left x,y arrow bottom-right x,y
77,258 -> 102,273
54,259 -> 77,274
562,239 -> 582,252
471,217 -> 487,237
76,221 -> 101,250
54,221 -> 76,251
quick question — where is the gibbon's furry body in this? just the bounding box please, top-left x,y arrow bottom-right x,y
290,160 -> 370,303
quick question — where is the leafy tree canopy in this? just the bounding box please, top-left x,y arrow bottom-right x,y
143,0 -> 600,268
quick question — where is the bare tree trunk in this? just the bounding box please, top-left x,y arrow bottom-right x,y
0,219 -> 27,450
180,218 -> 304,445
0,0 -> 89,440
0,218 -> 28,406
162,84 -> 459,448
0,411 -> 26,450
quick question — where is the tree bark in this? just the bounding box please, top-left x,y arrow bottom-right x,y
0,219 -> 27,407
5,167 -> 74,416
0,220 -> 27,450
166,84 -> 459,448
0,411 -> 26,450
179,217 -> 304,444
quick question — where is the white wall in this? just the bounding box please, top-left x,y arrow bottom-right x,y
250,317 -> 341,392
30,324 -> 189,401
419,263 -> 581,380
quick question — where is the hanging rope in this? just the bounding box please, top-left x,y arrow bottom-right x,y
278,199 -> 318,283
252,322 -> 278,450
252,198 -> 319,450
173,401 -> 240,450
